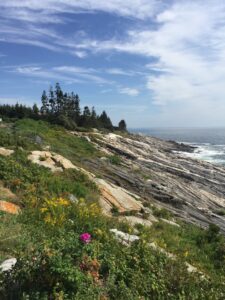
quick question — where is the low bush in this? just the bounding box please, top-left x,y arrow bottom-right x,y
0,151 -> 98,207
1,199 -> 224,299
0,119 -> 225,299
152,206 -> 173,219
108,155 -> 121,165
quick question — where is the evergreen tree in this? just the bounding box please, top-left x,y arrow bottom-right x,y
74,94 -> 81,120
79,106 -> 91,127
99,111 -> 113,130
0,82 -> 116,131
90,106 -> 98,128
40,90 -> 48,115
55,82 -> 64,114
32,104 -> 39,119
48,86 -> 55,114
118,119 -> 127,131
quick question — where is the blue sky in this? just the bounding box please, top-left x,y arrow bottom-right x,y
1,0 -> 225,127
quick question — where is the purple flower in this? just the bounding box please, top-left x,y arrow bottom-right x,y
80,233 -> 91,244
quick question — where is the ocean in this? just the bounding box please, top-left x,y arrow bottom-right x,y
131,128 -> 225,166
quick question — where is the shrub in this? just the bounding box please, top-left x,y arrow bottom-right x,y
152,206 -> 172,219
214,209 -> 225,216
108,155 -> 121,165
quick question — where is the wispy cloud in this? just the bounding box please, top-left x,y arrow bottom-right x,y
0,1 -> 159,21
53,66 -> 113,84
6,65 -> 115,86
2,0 -> 225,126
0,1 -> 159,57
119,87 -> 140,96
72,1 -> 225,110
106,68 -> 134,76
5,64 -> 141,96
10,66 -> 84,84
71,51 -> 87,59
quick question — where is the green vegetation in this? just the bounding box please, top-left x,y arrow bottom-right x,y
108,155 -> 121,165
0,119 -> 102,164
118,119 -> 127,132
139,221 -> 225,281
0,119 -> 225,299
1,199 -> 225,299
152,206 -> 173,220
214,209 -> 225,216
0,152 -> 98,208
0,212 -> 21,262
0,83 -> 126,131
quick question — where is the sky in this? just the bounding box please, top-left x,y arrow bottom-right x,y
1,0 -> 225,128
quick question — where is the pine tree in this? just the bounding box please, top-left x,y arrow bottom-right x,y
40,90 -> 48,115
99,111 -> 113,130
118,119 -> 127,131
48,86 -> 55,114
74,94 -> 81,121
32,103 -> 39,119
90,106 -> 98,128
55,82 -> 63,113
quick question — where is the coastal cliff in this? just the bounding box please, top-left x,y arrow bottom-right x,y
73,131 -> 225,233
1,119 -> 225,298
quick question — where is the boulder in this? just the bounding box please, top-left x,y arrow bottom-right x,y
52,154 -> 77,170
0,147 -> 14,156
28,151 -> 77,172
96,178 -> 143,214
0,183 -> 17,201
110,229 -> 139,245
0,258 -> 17,272
120,216 -> 155,227
0,201 -> 20,214
161,218 -> 180,227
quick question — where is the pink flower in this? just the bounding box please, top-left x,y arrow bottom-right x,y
80,233 -> 91,244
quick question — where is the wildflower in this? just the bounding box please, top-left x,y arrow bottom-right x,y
80,232 -> 91,244
94,228 -> 103,237
40,207 -> 48,213
184,251 -> 189,257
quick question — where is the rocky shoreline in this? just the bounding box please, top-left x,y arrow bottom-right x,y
79,131 -> 225,234
2,129 -> 225,234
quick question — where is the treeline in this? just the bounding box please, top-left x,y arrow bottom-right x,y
0,83 -> 127,131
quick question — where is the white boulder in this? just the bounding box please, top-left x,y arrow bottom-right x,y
0,258 -> 17,272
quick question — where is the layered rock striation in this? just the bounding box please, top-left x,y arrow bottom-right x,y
82,132 -> 225,233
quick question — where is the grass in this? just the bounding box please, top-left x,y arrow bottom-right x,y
1,199 -> 225,299
0,212 -> 21,261
0,118 -> 225,299
152,206 -> 173,220
0,151 -> 99,208
214,209 -> 225,216
108,155 -> 121,165
13,119 -> 102,164
0,182 -> 17,202
138,220 -> 225,281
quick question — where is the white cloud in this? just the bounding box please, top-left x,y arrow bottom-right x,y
7,65 -> 115,85
2,0 -> 225,126
0,0 -> 159,58
106,68 -> 133,76
119,87 -> 140,96
72,51 -> 87,58
72,0 -> 225,122
0,1 -> 159,21
10,66 -> 84,84
53,66 -> 112,84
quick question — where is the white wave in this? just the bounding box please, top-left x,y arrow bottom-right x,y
177,143 -> 225,165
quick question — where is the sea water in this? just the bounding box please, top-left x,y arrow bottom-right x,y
131,128 -> 225,166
